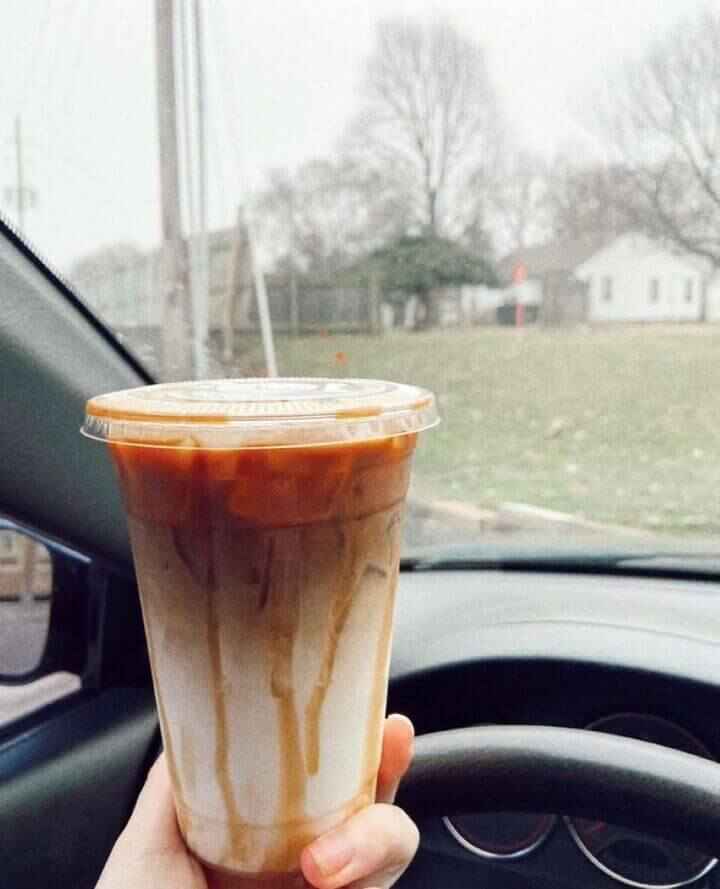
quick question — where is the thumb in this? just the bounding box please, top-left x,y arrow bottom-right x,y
119,753 -> 184,853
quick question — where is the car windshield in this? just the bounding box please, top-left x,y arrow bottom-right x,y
5,1 -> 720,558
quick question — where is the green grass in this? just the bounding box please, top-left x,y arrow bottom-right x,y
232,325 -> 720,534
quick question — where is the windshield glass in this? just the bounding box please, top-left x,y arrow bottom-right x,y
5,0 -> 719,556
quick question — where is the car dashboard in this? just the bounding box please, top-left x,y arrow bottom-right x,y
388,569 -> 720,888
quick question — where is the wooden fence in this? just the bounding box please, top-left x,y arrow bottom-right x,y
72,253 -> 381,336
250,284 -> 381,333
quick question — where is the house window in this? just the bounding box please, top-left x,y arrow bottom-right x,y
601,276 -> 613,302
649,278 -> 660,303
685,278 -> 694,303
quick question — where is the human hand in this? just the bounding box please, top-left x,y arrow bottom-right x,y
96,714 -> 419,889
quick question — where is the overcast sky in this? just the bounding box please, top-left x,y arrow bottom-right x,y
0,0 -> 709,272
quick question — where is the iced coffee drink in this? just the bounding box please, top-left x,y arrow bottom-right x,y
82,379 -> 437,885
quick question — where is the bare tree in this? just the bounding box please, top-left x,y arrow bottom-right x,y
593,6 -> 720,265
345,18 -> 503,239
540,156 -> 635,244
253,168 -> 297,278
484,150 -> 550,253
254,158 -> 407,278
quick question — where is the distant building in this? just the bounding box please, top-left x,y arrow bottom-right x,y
501,232 -> 720,325
68,227 -> 379,366
576,232 -> 707,323
499,236 -> 604,325
68,227 -> 239,331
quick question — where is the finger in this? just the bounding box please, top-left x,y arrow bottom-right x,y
119,753 -> 183,852
376,714 -> 414,805
301,803 -> 419,889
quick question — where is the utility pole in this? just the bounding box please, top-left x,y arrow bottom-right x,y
222,204 -> 253,365
249,217 -> 278,377
4,116 -> 36,233
178,0 -> 208,377
221,205 -> 277,376
178,0 -> 201,376
288,190 -> 300,335
14,117 -> 25,230
155,0 -> 193,381
222,207 -> 242,365
368,271 -> 381,334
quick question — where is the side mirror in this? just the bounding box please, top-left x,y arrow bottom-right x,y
0,517 -> 150,700
0,527 -> 53,675
0,518 -> 90,687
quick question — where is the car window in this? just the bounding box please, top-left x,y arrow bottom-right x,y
3,0 -> 720,559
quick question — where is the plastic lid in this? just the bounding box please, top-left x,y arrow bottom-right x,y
82,378 -> 439,449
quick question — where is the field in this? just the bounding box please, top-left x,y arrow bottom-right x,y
233,324 -> 720,535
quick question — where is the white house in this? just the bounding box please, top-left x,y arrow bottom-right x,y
705,274 -> 720,321
575,232 -> 708,323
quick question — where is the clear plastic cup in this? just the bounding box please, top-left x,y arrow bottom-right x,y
82,378 -> 437,886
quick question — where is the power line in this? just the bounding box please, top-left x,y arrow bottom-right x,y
205,0 -> 248,193
27,0 -> 94,228
38,0 -> 93,157
19,0 -> 53,110
3,115 -> 37,233
26,4 -> 164,269
205,0 -> 278,376
201,4 -> 231,228
9,1 -> 92,235
63,1 -> 100,125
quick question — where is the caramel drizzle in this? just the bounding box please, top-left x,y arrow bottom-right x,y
182,453 -> 249,866
258,537 -> 275,613
266,529 -> 308,869
206,560 -> 249,864
304,524 -> 360,776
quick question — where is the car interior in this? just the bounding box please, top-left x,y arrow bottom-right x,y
6,2 -> 720,887
5,216 -> 720,889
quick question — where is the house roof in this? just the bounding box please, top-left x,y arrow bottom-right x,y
498,235 -> 610,283
576,231 -> 712,278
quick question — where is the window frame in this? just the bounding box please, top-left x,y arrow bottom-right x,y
649,277 -> 660,304
601,275 -> 613,303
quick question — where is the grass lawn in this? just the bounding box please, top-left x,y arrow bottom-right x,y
232,324 -> 720,535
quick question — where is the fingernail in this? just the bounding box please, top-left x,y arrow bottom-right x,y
388,713 -> 414,734
307,830 -> 354,877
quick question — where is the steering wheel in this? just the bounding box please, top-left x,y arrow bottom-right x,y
396,726 -> 720,857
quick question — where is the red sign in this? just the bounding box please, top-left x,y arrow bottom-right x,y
512,262 -> 528,284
